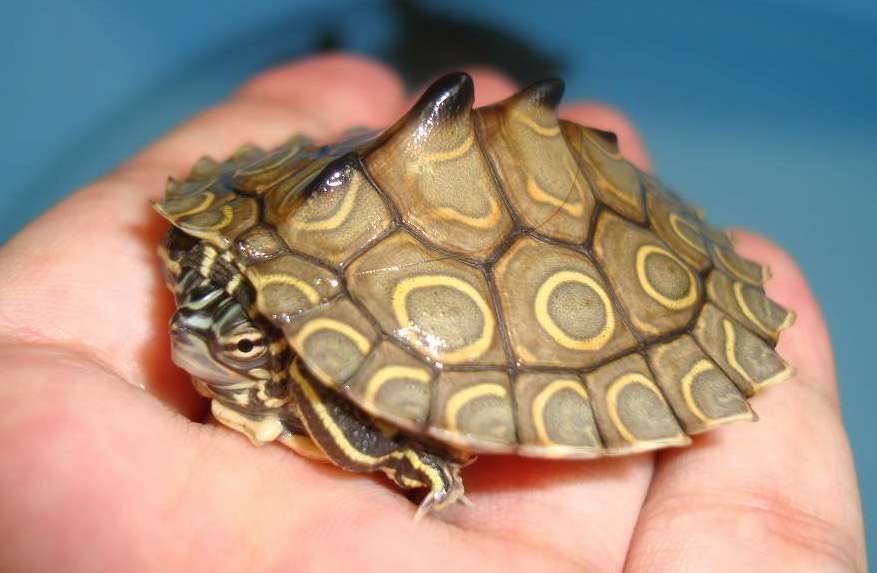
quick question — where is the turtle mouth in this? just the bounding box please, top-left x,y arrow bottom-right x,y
170,319 -> 248,387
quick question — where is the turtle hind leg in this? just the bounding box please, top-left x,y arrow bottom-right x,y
400,451 -> 468,522
288,359 -> 467,519
380,447 -> 467,521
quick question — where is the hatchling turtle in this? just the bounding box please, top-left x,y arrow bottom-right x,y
155,72 -> 795,519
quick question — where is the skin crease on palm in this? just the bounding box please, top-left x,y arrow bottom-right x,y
0,54 -> 866,572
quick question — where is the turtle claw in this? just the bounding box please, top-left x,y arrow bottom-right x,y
458,494 -> 475,508
413,487 -> 467,522
412,462 -> 467,522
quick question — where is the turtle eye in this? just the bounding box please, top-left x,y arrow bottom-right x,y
225,334 -> 267,360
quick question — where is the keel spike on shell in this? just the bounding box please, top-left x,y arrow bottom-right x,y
508,77 -> 566,112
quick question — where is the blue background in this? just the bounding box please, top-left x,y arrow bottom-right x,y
3,0 -> 874,560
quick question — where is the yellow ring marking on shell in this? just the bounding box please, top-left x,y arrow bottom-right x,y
680,359 -> 720,423
525,175 -> 585,216
290,176 -> 360,231
290,360 -> 444,495
162,191 -> 215,218
250,273 -> 321,306
733,281 -> 792,337
715,246 -> 768,283
434,196 -> 503,229
680,357 -> 753,426
273,160 -> 332,213
669,213 -> 708,255
533,271 -> 615,351
190,204 -> 234,231
392,275 -> 495,363
293,318 -> 371,356
591,168 -> 639,209
444,383 -> 507,434
510,108 -> 561,137
421,132 -> 475,163
235,145 -> 300,177
635,244 -> 698,309
515,345 -> 539,364
722,318 -> 793,390
531,378 -> 589,446
362,366 -> 431,412
606,373 -> 670,444
722,318 -> 753,385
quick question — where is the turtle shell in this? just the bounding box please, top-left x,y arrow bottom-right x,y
156,73 -> 794,458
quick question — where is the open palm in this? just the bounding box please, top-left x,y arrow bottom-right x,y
0,55 -> 865,572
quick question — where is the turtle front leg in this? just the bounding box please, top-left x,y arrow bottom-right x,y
288,359 -> 467,519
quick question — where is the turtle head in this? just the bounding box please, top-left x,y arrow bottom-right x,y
169,269 -> 273,394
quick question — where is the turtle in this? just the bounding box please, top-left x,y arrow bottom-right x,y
154,72 -> 795,519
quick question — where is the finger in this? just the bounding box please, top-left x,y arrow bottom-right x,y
625,232 -> 865,572
0,54 -> 406,417
448,102 -> 655,571
466,67 -> 519,106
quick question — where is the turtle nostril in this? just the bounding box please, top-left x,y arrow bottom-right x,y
169,315 -> 194,341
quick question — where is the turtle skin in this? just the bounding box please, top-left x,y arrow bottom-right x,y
155,73 -> 794,501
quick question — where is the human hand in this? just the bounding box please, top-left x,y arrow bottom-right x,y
0,55 -> 865,572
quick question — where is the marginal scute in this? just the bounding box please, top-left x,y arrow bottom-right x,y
705,271 -> 794,344
283,297 -> 378,387
514,372 -> 604,457
231,135 -> 312,194
156,185 -> 223,217
693,303 -> 794,395
364,72 -> 513,260
699,220 -> 735,249
645,184 -> 711,271
493,235 -> 637,368
709,243 -> 770,286
647,335 -> 753,433
640,172 -> 706,221
477,80 -> 595,243
561,120 -> 646,222
230,143 -> 264,161
594,211 -> 701,337
584,353 -> 690,453
345,340 -> 434,430
246,253 -> 340,326
346,230 -> 506,367
429,370 -> 516,451
164,176 -> 213,199
189,155 -> 221,180
154,187 -> 259,250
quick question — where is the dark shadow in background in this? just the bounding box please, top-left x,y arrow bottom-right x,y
8,0 -> 562,243
357,0 -> 564,86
